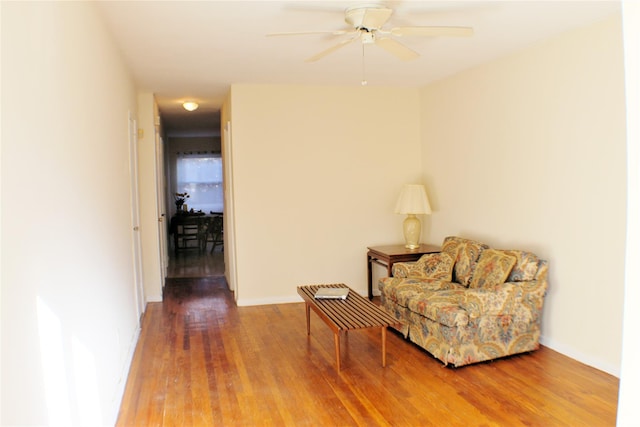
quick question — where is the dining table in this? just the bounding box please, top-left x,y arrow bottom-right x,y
170,212 -> 222,252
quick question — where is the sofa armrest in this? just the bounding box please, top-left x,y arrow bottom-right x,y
459,279 -> 548,320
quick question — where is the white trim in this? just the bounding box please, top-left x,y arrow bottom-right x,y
237,296 -> 301,307
109,325 -> 140,425
236,289 -> 369,307
146,294 -> 163,303
540,335 -> 619,377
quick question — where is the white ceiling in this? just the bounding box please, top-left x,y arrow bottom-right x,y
97,0 -> 620,136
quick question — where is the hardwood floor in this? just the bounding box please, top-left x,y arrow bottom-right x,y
118,262 -> 619,426
166,246 -> 225,278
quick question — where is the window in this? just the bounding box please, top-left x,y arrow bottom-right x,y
176,152 -> 223,213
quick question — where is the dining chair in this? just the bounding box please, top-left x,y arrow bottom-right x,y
174,216 -> 207,253
208,215 -> 224,253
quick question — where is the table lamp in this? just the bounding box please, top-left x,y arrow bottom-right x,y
394,184 -> 432,249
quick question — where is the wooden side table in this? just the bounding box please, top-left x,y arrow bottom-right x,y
367,244 -> 441,299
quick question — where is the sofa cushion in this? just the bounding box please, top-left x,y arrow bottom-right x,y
378,277 -> 464,307
469,249 -> 517,289
406,289 -> 469,328
501,250 -> 540,282
442,236 -> 490,286
459,284 -> 525,319
400,252 -> 455,280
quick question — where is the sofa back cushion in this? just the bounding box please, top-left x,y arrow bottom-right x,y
409,252 -> 456,280
442,236 -> 490,286
469,249 -> 517,289
501,250 -> 540,282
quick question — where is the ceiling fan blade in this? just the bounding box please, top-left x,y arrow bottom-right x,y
391,26 -> 474,37
375,38 -> 419,61
305,37 -> 357,63
267,30 -> 350,37
361,7 -> 393,29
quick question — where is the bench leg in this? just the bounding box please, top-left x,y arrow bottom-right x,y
305,303 -> 310,335
334,332 -> 340,371
381,327 -> 387,367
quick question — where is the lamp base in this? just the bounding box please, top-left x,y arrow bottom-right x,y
402,214 -> 421,249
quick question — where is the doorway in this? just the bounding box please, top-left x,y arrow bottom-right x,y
163,125 -> 225,280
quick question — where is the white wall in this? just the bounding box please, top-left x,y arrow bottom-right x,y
229,85 -> 422,305
617,2 -> 640,424
1,2 -> 141,425
420,16 -> 626,376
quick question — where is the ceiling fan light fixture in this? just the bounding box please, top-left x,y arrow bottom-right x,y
183,101 -> 199,112
361,31 -> 375,44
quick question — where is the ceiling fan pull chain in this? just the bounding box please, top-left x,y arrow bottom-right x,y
361,43 -> 367,86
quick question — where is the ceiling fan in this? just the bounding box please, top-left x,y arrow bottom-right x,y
267,4 -> 473,63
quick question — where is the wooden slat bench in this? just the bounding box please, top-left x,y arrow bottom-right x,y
297,284 -> 401,371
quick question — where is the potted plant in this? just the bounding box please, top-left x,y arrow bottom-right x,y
174,192 -> 190,212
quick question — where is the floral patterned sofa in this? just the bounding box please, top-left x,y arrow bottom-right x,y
378,236 -> 549,367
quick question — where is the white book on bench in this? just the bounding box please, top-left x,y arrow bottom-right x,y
314,287 -> 349,300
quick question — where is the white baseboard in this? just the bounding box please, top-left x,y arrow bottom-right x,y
237,295 -> 301,307
540,335 -> 620,378
109,325 -> 141,425
146,294 -> 162,303
236,289 -> 368,307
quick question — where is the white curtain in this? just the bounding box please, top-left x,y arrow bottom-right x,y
176,152 -> 223,213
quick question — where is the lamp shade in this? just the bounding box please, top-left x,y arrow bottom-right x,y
394,184 -> 431,215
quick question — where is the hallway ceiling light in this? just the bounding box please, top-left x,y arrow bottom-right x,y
182,101 -> 199,112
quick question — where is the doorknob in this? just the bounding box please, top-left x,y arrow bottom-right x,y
133,226 -> 139,231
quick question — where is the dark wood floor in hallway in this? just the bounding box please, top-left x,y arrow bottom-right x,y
166,247 -> 225,278
117,275 -> 619,426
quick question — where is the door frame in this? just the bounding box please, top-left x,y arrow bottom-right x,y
223,120 -> 238,298
128,112 -> 145,321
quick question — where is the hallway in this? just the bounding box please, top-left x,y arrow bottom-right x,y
167,248 -> 225,279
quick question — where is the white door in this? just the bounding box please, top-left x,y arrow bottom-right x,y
129,113 -> 145,320
155,127 -> 168,279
